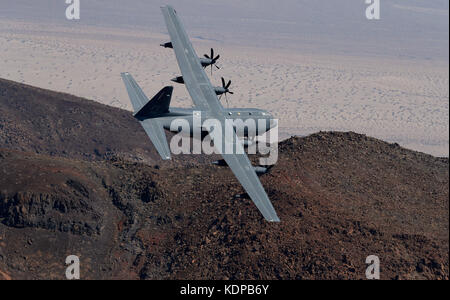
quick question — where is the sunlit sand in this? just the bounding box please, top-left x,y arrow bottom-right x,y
0,20 -> 448,156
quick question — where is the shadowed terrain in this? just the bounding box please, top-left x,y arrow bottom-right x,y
0,79 -> 448,280
0,78 -> 216,166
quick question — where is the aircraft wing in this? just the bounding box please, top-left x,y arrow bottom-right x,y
210,120 -> 280,222
161,5 -> 223,112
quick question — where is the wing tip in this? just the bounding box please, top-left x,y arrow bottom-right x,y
156,147 -> 172,161
267,216 -> 281,223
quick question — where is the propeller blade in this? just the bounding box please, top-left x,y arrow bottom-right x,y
211,48 -> 214,60
225,93 -> 229,108
213,54 -> 220,62
226,80 -> 232,89
221,77 -> 226,87
229,91 -> 234,94
215,65 -> 220,69
204,54 -> 210,59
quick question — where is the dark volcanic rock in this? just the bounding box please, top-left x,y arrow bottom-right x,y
0,191 -> 101,236
0,80 -> 448,280
0,133 -> 448,280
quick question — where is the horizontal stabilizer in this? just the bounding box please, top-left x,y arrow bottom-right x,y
140,119 -> 172,160
121,72 -> 149,112
121,72 -> 172,160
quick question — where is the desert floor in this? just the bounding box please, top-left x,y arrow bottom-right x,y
0,20 -> 448,156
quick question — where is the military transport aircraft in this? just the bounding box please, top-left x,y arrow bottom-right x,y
121,5 -> 280,222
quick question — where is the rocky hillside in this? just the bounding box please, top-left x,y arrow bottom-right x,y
0,80 -> 448,280
0,78 -> 211,166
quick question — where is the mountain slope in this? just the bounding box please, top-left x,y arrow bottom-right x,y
0,79 -> 448,280
0,78 -> 214,166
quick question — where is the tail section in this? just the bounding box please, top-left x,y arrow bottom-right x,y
121,72 -> 173,119
121,72 -> 172,160
134,86 -> 173,119
140,119 -> 172,160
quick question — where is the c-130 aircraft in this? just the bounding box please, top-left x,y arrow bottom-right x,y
121,5 -> 280,222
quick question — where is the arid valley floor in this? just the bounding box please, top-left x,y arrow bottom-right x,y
0,5 -> 448,156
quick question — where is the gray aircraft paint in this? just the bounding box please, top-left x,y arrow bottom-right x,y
121,5 -> 280,222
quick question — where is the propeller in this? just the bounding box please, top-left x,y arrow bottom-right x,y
204,48 -> 221,75
219,77 -> 234,108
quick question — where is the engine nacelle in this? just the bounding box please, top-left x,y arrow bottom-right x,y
171,76 -> 184,84
212,160 -> 228,166
214,86 -> 226,95
254,166 -> 268,175
200,57 -> 213,67
212,160 -> 270,175
160,42 -> 173,48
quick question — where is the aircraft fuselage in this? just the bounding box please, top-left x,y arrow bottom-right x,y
137,107 -> 275,137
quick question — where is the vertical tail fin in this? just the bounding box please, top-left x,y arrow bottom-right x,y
121,72 -> 173,119
121,72 -> 172,160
